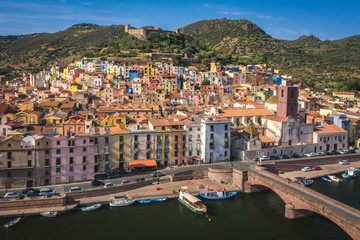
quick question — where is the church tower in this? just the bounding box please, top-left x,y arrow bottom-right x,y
277,86 -> 298,119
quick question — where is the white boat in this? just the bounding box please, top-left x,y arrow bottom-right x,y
4,217 -> 21,228
109,196 -> 135,207
300,178 -> 314,186
178,186 -> 207,214
40,211 -> 58,217
328,175 -> 341,182
81,203 -> 102,212
342,167 -> 360,179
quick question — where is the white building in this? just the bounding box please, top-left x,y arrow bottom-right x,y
200,117 -> 231,163
184,120 -> 202,161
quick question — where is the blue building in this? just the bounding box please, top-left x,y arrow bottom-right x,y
332,114 -> 350,133
129,70 -> 138,79
272,77 -> 282,85
101,61 -> 108,73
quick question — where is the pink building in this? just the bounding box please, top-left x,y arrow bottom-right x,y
51,135 -> 94,184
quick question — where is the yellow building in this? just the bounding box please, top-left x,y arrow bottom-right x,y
210,62 -> 221,72
144,63 -> 158,76
110,125 -> 130,170
107,65 -> 118,75
63,67 -> 69,80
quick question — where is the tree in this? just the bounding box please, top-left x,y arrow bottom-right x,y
202,78 -> 210,85
201,58 -> 208,66
171,54 -> 182,66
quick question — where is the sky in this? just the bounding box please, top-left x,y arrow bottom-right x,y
0,0 -> 359,40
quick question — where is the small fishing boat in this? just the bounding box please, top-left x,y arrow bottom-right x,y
342,167 -> 360,179
137,199 -> 151,204
300,178 -> 314,186
109,196 -> 135,207
152,197 -> 168,202
40,211 -> 57,218
4,217 -> 21,228
328,175 -> 341,182
198,189 -> 237,200
81,203 -> 102,212
321,177 -> 331,182
178,186 -> 207,214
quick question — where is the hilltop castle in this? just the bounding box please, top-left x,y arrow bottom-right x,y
125,24 -> 179,40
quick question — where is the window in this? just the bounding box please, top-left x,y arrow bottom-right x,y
119,144 -> 124,151
83,140 -> 86,144
56,167 -> 60,173
46,142 -> 49,146
7,161 -> 11,168
27,151 -> 31,156
28,160 -> 32,167
134,135 -> 138,141
147,135 -> 150,141
70,166 -> 73,172
28,171 -> 32,177
189,128 -> 192,131
83,147 -> 86,152
83,156 -> 87,164
281,89 -> 284,97
224,151 -> 228,157
162,127 -> 166,131
120,154 -> 124,161
175,151 -> 178,157
56,158 -> 61,165
8,143 -> 11,147
45,150 -> 50,154
7,172 -> 11,178
83,165 -> 86,171
70,157 -> 73,164
175,136 -> 178,142
45,159 -> 49,166
45,170 -> 49,176
225,125 -> 228,131
157,153 -> 161,159
183,135 -> 186,141
70,148 -> 74,153
56,149 -> 61,154
57,141 -> 60,146
147,153 -> 151,159
134,153 -> 138,160
210,125 -> 214,131
105,137 -> 109,144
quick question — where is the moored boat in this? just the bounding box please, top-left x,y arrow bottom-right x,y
300,178 -> 314,186
4,217 -> 21,228
40,211 -> 57,217
152,197 -> 168,202
178,186 -> 207,214
109,196 -> 135,207
342,167 -> 360,179
328,175 -> 341,182
81,203 -> 102,212
321,177 -> 331,182
137,199 -> 151,204
198,189 -> 237,200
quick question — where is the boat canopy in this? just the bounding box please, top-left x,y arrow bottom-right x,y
183,192 -> 201,203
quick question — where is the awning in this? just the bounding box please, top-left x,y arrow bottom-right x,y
143,160 -> 157,167
129,161 -> 143,168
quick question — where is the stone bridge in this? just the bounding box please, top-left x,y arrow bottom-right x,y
208,166 -> 360,240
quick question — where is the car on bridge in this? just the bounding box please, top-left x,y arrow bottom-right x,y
306,153 -> 317,157
104,183 -> 116,188
260,156 -> 270,161
339,160 -> 349,165
39,188 -> 56,196
151,172 -> 166,177
121,180 -> 131,185
301,167 -> 312,172
311,166 -> 322,171
339,150 -> 349,155
69,187 -> 84,193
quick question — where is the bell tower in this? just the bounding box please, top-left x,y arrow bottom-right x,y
277,86 -> 298,119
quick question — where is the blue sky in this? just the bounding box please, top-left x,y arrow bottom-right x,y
0,0 -> 359,40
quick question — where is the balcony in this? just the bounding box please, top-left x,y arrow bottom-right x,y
209,143 -> 215,149
156,149 -> 161,153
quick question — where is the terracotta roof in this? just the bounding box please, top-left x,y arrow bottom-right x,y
333,92 -> 355,95
265,95 -> 278,104
220,108 -> 275,117
39,101 -> 60,107
259,136 -> 275,143
314,124 -> 347,134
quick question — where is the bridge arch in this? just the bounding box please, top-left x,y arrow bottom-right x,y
247,175 -> 358,240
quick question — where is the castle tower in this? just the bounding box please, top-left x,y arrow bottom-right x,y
277,86 -> 298,119
125,24 -> 130,33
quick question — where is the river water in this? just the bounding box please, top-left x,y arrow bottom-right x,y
0,177 -> 355,240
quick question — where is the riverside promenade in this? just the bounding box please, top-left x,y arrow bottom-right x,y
279,161 -> 360,180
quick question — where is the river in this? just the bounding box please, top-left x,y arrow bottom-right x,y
0,181 -> 353,240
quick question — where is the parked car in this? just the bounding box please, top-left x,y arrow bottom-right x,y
39,188 -> 56,196
151,172 -> 166,177
135,178 -> 145,182
317,152 -> 325,156
260,156 -> 270,161
104,183 -> 116,188
325,151 -> 332,155
340,150 -> 349,155
332,151 -> 340,155
301,167 -> 312,172
91,179 -> 104,186
107,173 -> 120,179
280,154 -> 290,159
290,153 -> 299,158
121,180 -> 131,185
339,160 -> 349,165
306,153 -> 316,157
69,187 -> 84,192
299,153 -> 307,158
349,149 -> 356,153
253,157 -> 260,162
26,190 -> 40,197
4,192 -> 19,198
311,166 -> 322,171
